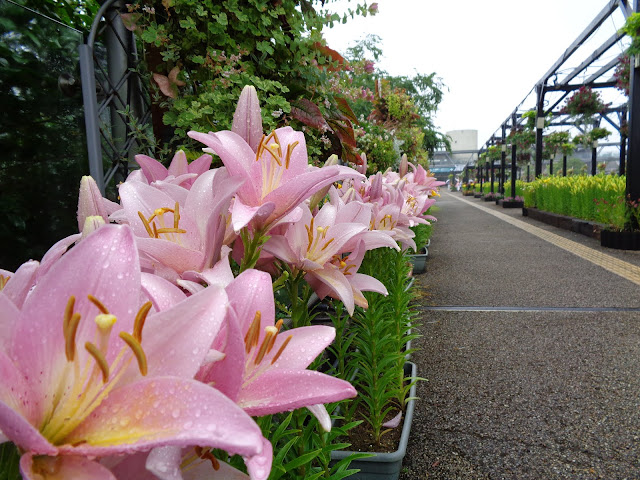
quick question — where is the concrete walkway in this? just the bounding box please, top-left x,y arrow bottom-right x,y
400,191 -> 640,479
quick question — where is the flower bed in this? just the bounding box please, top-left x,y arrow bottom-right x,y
0,87 -> 443,479
523,174 -> 626,229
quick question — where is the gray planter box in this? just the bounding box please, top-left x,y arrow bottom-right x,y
330,362 -> 417,479
408,248 -> 427,274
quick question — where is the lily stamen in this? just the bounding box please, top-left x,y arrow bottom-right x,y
155,227 -> 188,235
270,335 -> 292,364
244,311 -> 261,353
0,274 -> 9,290
133,301 -> 152,342
253,326 -> 277,365
138,212 -> 155,237
88,294 -> 109,314
85,342 -> 110,383
119,332 -> 148,376
285,141 -> 299,169
343,264 -> 357,276
321,238 -> 335,250
138,202 -> 185,242
195,446 -> 221,471
266,319 -> 284,354
174,202 -> 180,229
63,296 -> 76,331
64,312 -> 81,362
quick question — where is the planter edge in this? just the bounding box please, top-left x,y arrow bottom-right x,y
330,361 -> 417,466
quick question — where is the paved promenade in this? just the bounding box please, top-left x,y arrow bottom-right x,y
400,191 -> 640,479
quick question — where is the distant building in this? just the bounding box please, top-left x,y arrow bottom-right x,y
430,130 -> 478,181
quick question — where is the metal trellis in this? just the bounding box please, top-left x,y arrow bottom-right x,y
79,0 -> 151,197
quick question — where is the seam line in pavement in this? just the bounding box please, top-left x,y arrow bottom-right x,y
420,305 -> 640,313
449,192 -> 640,286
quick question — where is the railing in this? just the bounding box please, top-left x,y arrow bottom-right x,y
79,0 -> 151,198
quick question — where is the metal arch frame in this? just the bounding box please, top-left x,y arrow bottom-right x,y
481,0 -> 632,181
79,0 -> 151,196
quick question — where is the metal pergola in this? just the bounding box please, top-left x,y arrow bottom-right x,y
479,0 -> 636,200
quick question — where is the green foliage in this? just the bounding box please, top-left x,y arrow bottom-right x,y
620,12 -> 640,56
0,0 -> 88,270
0,443 -> 20,480
502,180 -> 526,197
356,121 -> 397,172
129,0 -> 374,165
523,174 -> 627,229
572,127 -> 611,148
340,35 -> 448,167
12,0 -> 100,31
345,247 -> 418,446
561,86 -> 608,124
508,112 -> 536,165
544,131 -> 572,159
408,222 -> 432,253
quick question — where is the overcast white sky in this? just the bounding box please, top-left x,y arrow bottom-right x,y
322,0 -> 630,149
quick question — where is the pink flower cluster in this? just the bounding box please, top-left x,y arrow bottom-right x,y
0,87 -> 442,480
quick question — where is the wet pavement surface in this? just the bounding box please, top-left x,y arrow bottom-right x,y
400,191 -> 640,480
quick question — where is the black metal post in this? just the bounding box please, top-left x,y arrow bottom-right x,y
628,0 -> 640,205
511,147 -> 517,198
563,154 -> 567,176
105,0 -> 130,186
620,107 -> 628,175
500,124 -> 507,194
490,158 -> 495,193
511,113 -> 517,198
591,145 -> 597,175
550,158 -> 554,176
535,84 -> 545,178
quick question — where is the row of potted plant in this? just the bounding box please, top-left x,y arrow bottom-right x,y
0,87 -> 443,480
522,174 -> 627,228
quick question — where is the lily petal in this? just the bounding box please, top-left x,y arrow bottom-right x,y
306,404 -> 331,432
270,325 -> 335,370
1,260 -> 38,309
245,437 -> 272,480
138,285 -> 229,379
140,273 -> 186,312
382,411 -> 402,429
0,295 -> 19,351
62,377 -> 265,459
11,226 -> 140,410
231,200 -> 276,233
21,452 -> 116,480
305,268 -> 355,315
238,370 -> 356,416
232,85 -> 264,153
167,150 -> 189,178
135,154 -> 168,184
0,351 -> 52,452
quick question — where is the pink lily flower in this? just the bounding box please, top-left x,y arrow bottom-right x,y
196,267 -> 357,424
0,260 -> 38,310
405,163 -> 446,195
187,87 -> 362,234
370,196 -> 417,251
0,225 -> 269,480
77,176 -> 120,232
305,239 -> 388,311
231,85 -> 264,153
109,445 -> 260,479
133,150 -> 213,190
115,167 -> 242,283
262,203 -> 394,314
